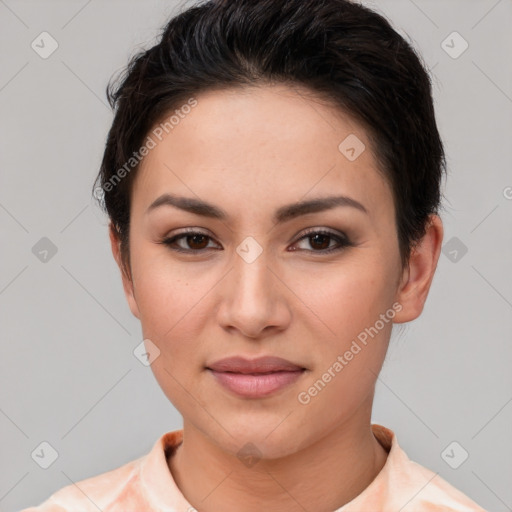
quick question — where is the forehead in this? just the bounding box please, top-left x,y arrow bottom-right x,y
132,84 -> 394,225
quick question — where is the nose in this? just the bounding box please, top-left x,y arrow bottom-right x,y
216,244 -> 292,339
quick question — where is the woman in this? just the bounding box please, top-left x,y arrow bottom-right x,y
23,0 -> 487,510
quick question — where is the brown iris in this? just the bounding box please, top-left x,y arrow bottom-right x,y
186,234 -> 210,250
308,233 -> 330,250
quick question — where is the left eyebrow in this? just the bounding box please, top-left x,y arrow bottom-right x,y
274,195 -> 368,223
145,193 -> 368,223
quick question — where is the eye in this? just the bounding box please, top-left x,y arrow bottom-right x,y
289,229 -> 353,254
159,230 -> 221,253
159,228 -> 353,255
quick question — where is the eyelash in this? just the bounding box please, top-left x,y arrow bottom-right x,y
158,228 -> 353,255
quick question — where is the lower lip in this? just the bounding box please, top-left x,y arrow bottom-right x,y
208,369 -> 305,398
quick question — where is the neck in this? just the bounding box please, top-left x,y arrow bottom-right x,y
168,408 -> 388,511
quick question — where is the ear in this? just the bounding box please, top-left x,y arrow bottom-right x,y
109,223 -> 141,319
393,214 -> 444,323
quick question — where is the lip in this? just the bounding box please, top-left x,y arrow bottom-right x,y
207,355 -> 304,373
206,356 -> 306,398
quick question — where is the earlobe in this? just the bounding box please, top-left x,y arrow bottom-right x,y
393,214 -> 444,324
108,223 -> 141,320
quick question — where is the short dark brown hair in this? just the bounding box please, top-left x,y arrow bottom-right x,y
93,0 -> 446,275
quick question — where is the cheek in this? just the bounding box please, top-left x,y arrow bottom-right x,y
294,268 -> 394,418
130,250 -> 189,339
129,246 -> 218,367
293,262 -> 394,344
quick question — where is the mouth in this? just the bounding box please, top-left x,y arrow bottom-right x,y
206,355 -> 306,374
205,356 -> 307,398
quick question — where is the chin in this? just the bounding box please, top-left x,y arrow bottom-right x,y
214,422 -> 301,461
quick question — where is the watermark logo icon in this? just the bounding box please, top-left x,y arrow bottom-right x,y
237,442 -> 262,468
236,236 -> 263,264
32,237 -> 58,263
338,134 -> 366,161
441,441 -> 469,469
133,339 -> 161,366
31,441 -> 59,469
31,31 -> 59,59
441,31 -> 468,59
93,187 -> 105,202
442,236 -> 468,263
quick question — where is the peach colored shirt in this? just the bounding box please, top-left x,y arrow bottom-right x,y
21,424 -> 487,511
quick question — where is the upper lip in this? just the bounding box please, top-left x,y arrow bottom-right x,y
206,356 -> 305,374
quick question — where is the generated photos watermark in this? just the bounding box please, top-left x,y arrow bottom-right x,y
297,301 -> 403,405
94,97 -> 198,201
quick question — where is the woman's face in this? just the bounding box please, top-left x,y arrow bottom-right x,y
113,84 -> 418,458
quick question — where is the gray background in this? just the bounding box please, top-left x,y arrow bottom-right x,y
1,0 -> 511,511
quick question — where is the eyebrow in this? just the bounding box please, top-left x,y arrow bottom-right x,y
146,193 -> 368,224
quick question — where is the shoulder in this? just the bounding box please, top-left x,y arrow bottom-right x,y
401,458 -> 487,511
19,430 -> 184,512
367,425 -> 488,512
19,454 -> 146,512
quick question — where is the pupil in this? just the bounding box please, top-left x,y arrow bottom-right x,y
188,235 -> 208,249
310,234 -> 329,250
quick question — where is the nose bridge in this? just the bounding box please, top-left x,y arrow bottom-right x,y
217,237 -> 289,337
232,241 -> 273,308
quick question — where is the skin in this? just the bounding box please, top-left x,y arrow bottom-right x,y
109,84 -> 443,512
